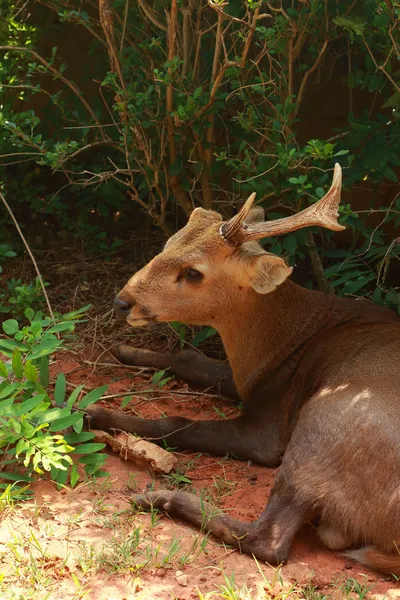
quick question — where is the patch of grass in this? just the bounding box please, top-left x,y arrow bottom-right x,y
338,577 -> 371,599
1,530 -> 68,600
164,471 -> 193,489
195,560 -> 373,600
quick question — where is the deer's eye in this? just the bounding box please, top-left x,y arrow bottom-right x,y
183,267 -> 203,282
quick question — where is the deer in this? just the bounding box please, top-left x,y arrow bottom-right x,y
87,163 -> 400,576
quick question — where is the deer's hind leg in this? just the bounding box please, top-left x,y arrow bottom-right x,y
114,344 -> 239,402
133,468 -> 311,564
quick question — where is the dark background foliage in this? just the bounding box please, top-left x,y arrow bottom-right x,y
0,0 -> 399,311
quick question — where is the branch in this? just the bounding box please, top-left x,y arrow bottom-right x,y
55,140 -> 121,167
181,5 -> 192,78
293,38 -> 329,118
99,0 -> 126,92
208,0 -> 271,28
137,0 -> 167,31
362,35 -> 400,94
166,0 -> 191,215
0,46 -> 106,139
240,5 -> 261,68
307,232 -> 334,294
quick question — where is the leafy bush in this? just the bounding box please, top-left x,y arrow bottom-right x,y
0,0 -> 399,307
0,306 -> 108,498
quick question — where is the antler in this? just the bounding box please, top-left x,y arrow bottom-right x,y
220,163 -> 345,246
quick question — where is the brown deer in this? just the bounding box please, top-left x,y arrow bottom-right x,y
87,164 -> 400,575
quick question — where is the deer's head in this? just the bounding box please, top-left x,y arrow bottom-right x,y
115,164 -> 344,328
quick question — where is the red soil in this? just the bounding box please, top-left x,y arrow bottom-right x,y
29,353 -> 399,599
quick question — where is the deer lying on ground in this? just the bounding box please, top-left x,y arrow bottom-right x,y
87,164 -> 400,575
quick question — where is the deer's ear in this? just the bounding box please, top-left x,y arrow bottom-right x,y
248,254 -> 292,294
244,206 -> 265,224
189,207 -> 223,223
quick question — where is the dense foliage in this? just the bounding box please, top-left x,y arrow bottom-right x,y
0,306 -> 108,498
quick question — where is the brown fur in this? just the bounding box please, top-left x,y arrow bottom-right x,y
88,205 -> 400,576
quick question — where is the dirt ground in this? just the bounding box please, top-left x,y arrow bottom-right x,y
1,350 -> 399,600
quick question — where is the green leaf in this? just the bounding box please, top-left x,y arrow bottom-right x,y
333,16 -> 365,36
15,394 -> 46,416
385,289 -> 400,310
372,287 -> 385,306
49,412 -> 83,431
64,431 -> 94,444
0,361 -> 8,378
342,273 -> 376,294
54,372 -> 66,405
24,361 -> 38,383
78,453 -> 107,466
70,464 -> 79,488
73,415 -> 83,434
0,339 -> 27,356
40,357 -> 50,387
152,369 -> 168,386
52,466 -> 69,488
192,327 -> 217,348
62,304 -> 91,321
381,165 -> 398,182
15,439 -> 30,457
25,308 -> 35,322
12,349 -> 23,379
0,472 -> 32,482
71,443 -> 106,454
66,384 -> 84,408
120,396 -> 131,409
27,337 -> 63,361
89,469 -> 109,479
283,235 -> 298,256
37,406 -> 71,424
2,319 -> 19,335
46,322 -> 75,334
77,385 -> 108,410
0,382 -> 20,399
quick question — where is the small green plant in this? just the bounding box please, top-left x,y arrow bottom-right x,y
150,368 -> 175,389
170,322 -> 218,350
0,277 -> 49,321
164,471 -> 193,489
214,572 -> 252,600
339,578 -> 371,600
0,305 -> 109,496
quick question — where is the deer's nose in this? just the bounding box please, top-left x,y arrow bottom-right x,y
113,296 -> 133,318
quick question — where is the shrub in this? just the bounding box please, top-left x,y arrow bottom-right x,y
0,306 -> 108,498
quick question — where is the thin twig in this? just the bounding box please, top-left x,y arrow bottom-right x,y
137,0 -> 167,31
306,232 -> 333,294
0,189 -> 55,321
293,38 -> 329,118
120,0 -> 129,55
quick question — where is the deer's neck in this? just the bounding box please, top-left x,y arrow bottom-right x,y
216,281 -> 341,400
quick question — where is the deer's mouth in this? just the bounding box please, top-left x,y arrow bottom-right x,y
127,315 -> 158,327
